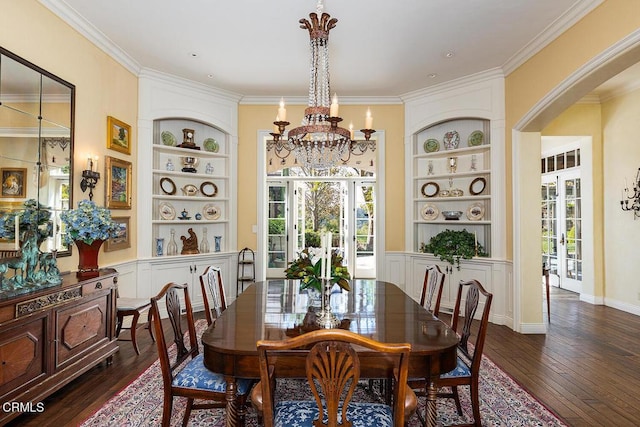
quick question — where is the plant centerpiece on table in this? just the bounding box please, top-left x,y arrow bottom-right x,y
61,200 -> 118,277
420,229 -> 487,270
284,247 -> 351,293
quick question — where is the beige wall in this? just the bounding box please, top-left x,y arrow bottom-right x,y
601,88 -> 640,307
237,104 -> 404,252
1,0 -> 139,273
505,0 -> 640,324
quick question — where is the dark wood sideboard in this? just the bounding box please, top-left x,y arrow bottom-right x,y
0,269 -> 119,425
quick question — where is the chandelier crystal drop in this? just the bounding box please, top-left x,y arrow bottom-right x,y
269,0 -> 375,170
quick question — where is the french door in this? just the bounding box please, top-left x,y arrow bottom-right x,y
265,177 -> 376,279
541,170 -> 582,292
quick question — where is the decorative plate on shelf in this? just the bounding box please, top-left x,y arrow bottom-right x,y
202,203 -> 221,220
421,182 -> 440,198
423,138 -> 439,153
443,131 -> 460,150
468,130 -> 484,147
159,177 -> 177,195
161,131 -> 177,146
421,203 -> 439,221
466,202 -> 485,221
203,138 -> 219,153
200,181 -> 218,197
469,177 -> 487,195
158,202 -> 176,220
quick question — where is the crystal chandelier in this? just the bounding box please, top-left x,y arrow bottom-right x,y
268,0 -> 375,170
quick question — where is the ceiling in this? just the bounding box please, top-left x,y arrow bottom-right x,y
41,0 -> 626,102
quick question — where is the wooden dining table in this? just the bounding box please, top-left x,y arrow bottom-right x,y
201,279 -> 459,427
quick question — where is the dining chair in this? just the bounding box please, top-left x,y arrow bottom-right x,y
116,295 -> 154,355
253,328 -> 413,427
437,279 -> 493,427
199,265 -> 227,326
419,264 -> 446,317
150,282 -> 253,427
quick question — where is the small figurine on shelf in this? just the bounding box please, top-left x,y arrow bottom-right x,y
165,158 -> 174,171
205,162 -> 214,175
180,209 -> 190,220
180,228 -> 199,255
166,229 -> 178,256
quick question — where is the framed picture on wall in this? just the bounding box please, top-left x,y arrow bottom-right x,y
105,216 -> 130,251
105,156 -> 132,209
1,168 -> 27,198
107,116 -> 131,155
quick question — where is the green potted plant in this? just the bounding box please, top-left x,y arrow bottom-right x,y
420,229 -> 487,269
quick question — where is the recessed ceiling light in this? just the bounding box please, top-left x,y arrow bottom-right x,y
428,73 -> 438,79
189,52 -> 198,58
207,74 -> 214,79
444,52 -> 455,58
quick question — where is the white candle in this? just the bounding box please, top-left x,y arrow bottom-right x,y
14,214 -> 19,250
52,215 -> 57,251
349,122 -> 354,140
278,97 -> 287,122
365,109 -> 373,129
330,93 -> 339,117
325,232 -> 332,280
273,116 -> 280,134
93,156 -> 99,172
87,156 -> 92,171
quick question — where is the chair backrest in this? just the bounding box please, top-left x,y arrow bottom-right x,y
451,279 -> 493,373
150,282 -> 199,389
257,329 -> 411,427
419,265 -> 445,316
199,266 -> 227,325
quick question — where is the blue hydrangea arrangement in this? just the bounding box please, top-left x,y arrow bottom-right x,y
60,200 -> 118,245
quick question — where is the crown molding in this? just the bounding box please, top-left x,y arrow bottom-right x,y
39,0 -> 141,76
239,95 -> 403,105
400,68 -> 504,102
138,68 -> 243,103
502,0 -> 604,76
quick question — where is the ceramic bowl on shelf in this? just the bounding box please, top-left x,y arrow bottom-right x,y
441,210 -> 463,220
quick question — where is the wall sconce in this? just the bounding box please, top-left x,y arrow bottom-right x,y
620,168 -> 640,219
80,156 -> 100,201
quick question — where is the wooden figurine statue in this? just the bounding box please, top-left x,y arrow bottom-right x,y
180,228 -> 200,255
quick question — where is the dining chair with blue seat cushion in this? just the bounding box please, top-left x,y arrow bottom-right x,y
436,279 -> 493,427
150,281 -> 253,427
254,328 -> 412,427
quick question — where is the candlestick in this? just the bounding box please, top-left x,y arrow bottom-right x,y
278,97 -> 287,122
365,108 -> 373,129
349,122 -> 354,140
93,156 -> 99,172
330,93 -> 339,117
14,214 -> 19,250
87,156 -> 92,171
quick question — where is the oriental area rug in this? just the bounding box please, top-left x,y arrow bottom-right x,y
81,320 -> 567,427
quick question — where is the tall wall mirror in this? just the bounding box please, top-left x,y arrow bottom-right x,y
0,46 -> 74,259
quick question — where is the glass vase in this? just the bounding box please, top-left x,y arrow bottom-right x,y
166,229 -> 178,256
200,227 -> 210,253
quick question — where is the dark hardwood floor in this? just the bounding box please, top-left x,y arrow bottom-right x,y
5,289 -> 640,427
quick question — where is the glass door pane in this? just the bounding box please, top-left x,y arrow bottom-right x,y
541,180 -> 558,278
267,183 -> 287,277
563,177 -> 582,286
354,182 -> 376,278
